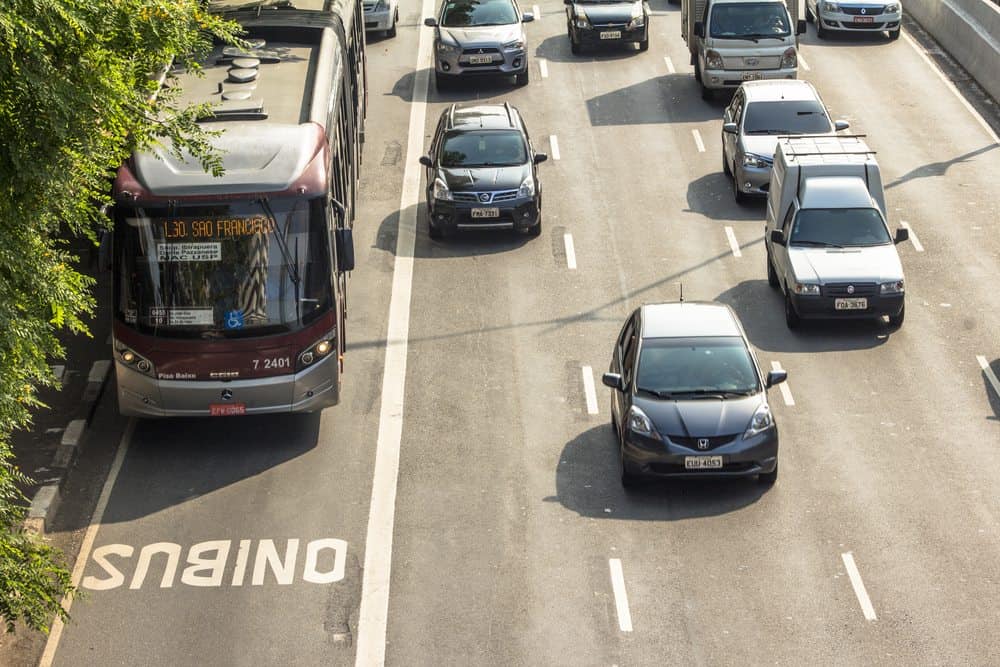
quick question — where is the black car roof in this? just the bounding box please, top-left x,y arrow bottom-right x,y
640,302 -> 743,339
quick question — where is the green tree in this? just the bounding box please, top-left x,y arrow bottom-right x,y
0,0 -> 241,632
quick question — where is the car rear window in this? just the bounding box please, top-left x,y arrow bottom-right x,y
440,130 -> 527,167
636,337 -> 760,395
743,100 -> 833,135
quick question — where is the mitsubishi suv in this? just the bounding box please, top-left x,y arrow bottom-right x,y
424,0 -> 535,89
418,103 -> 547,238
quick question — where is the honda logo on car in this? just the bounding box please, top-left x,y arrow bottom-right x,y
697,438 -> 710,450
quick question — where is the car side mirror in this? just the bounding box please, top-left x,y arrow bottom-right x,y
765,370 -> 787,388
770,229 -> 785,246
894,227 -> 909,244
796,19 -> 806,35
419,155 -> 433,167
424,17 -> 438,27
834,120 -> 850,131
522,11 -> 534,22
602,372 -> 624,390
694,21 -> 704,38
533,153 -> 548,164
723,122 -> 738,134
334,227 -> 355,272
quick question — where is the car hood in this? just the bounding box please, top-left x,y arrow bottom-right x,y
439,164 -> 529,191
440,24 -> 522,47
576,2 -> 636,23
635,394 -> 761,438
788,244 -> 904,284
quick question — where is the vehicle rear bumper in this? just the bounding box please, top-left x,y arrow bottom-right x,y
790,293 -> 904,319
622,429 -> 779,479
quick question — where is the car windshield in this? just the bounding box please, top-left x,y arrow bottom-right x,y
636,337 -> 760,396
743,100 -> 832,135
113,198 -> 332,338
709,2 -> 790,39
440,130 -> 527,167
790,208 -> 892,247
441,0 -> 518,26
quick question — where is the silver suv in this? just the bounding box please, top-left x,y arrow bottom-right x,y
424,0 -> 534,89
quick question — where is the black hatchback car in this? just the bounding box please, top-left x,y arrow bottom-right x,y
565,0 -> 649,54
419,103 -> 546,239
602,302 -> 786,488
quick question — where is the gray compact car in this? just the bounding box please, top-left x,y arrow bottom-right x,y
722,79 -> 848,203
424,0 -> 534,89
806,0 -> 902,40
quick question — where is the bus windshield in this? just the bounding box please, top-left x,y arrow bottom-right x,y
114,197 -> 332,338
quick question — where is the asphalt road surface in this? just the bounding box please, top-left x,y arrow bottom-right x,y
44,2 -> 1000,666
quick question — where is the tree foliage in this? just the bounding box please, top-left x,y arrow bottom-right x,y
0,0 -> 241,633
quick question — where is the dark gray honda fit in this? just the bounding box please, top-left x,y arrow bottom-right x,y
603,302 -> 786,488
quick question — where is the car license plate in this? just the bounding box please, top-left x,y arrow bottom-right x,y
853,16 -> 875,23
471,207 -> 499,218
684,456 -> 723,469
835,297 -> 868,310
600,30 -> 622,39
468,55 -> 493,64
742,71 -> 763,81
209,403 -> 246,416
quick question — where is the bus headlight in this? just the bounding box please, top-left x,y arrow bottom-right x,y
298,331 -> 336,370
115,342 -> 156,377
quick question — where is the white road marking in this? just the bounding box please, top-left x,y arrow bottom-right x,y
550,134 -> 561,160
582,365 -> 599,414
977,355 -> 1000,398
841,552 -> 877,621
901,31 -> 1000,144
692,128 -> 706,153
355,0 -> 435,663
564,232 -> 577,269
532,4 -> 540,18
664,56 -> 675,74
538,57 -> 549,78
40,419 -> 136,667
771,361 -> 795,406
798,52 -> 810,71
609,558 -> 633,632
724,226 -> 742,257
900,221 -> 923,252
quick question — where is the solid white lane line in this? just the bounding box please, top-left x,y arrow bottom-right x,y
771,361 -> 794,406
609,559 -> 633,632
900,221 -> 924,252
977,355 -> 1000,398
841,552 -> 877,621
550,135 -> 561,160
538,57 -> 548,78
532,4 -> 540,18
582,366 -> 599,414
692,128 -> 706,153
355,0 -> 435,663
40,420 -> 136,667
564,232 -> 577,269
901,31 -> 1000,144
724,226 -> 742,257
664,56 -> 675,74
798,52 -> 810,71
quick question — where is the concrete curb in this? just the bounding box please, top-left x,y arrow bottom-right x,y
23,360 -> 112,536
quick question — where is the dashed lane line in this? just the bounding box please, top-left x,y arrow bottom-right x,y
564,232 -> 577,269
664,56 -> 675,74
771,361 -> 794,406
550,134 -> 561,160
841,552 -> 877,621
582,365 -> 598,414
798,52 -> 810,71
724,226 -> 742,258
692,128 -> 705,153
538,57 -> 548,78
977,355 -> 1000,399
609,559 -> 633,632
900,221 -> 923,252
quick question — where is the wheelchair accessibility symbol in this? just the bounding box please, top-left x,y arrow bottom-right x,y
224,310 -> 244,329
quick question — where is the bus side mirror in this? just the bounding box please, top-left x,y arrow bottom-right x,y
335,227 -> 355,273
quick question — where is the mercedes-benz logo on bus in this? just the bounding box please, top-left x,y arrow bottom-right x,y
478,193 -> 491,203
697,438 -> 710,450
847,285 -> 855,294
221,389 -> 233,401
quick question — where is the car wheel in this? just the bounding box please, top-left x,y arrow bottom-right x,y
638,36 -> 649,52
759,462 -> 778,486
701,83 -> 713,101
570,27 -> 582,55
620,447 -> 640,490
888,303 -> 904,327
386,10 -> 397,37
733,169 -> 747,204
429,219 -> 444,240
889,27 -> 901,41
525,217 -> 541,237
816,18 -> 828,39
784,289 -> 800,329
767,249 -> 779,288
723,150 -> 732,177
515,67 -> 529,86
435,70 -> 451,91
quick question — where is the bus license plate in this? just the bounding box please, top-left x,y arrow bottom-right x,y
742,71 -> 763,81
600,31 -> 622,39
835,298 -> 867,310
853,16 -> 875,23
685,456 -> 723,469
210,403 -> 246,416
471,207 -> 500,218
468,55 -> 493,64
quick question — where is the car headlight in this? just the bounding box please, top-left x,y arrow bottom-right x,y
885,3 -> 900,12
503,39 -> 524,50
628,7 -> 645,29
823,1 -> 840,11
297,330 -> 337,371
574,10 -> 590,28
743,153 -> 770,169
780,47 -> 796,69
744,403 -> 774,439
517,176 -> 535,198
436,41 -> 460,55
793,283 -> 821,295
115,341 -> 156,377
627,405 -> 660,439
432,178 -> 453,201
880,280 -> 904,295
705,49 -> 723,70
